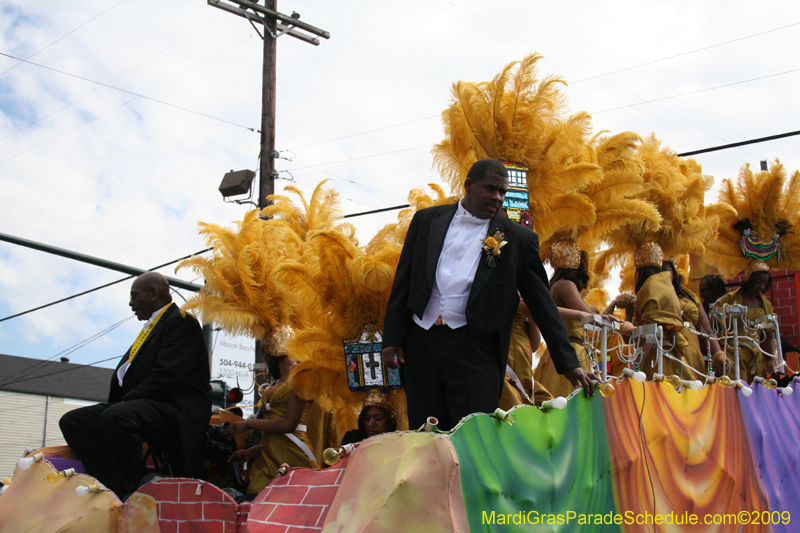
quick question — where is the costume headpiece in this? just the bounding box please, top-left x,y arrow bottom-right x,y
549,240 -> 582,270
733,218 -> 790,262
363,389 -> 392,411
704,161 -> 800,280
263,325 -> 293,356
180,181 -> 410,433
743,260 -> 770,280
634,241 -> 664,268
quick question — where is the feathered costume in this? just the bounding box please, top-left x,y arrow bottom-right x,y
180,182 -> 462,433
597,135 -> 729,379
180,51 -> 800,437
703,161 -> 800,381
705,160 -> 800,279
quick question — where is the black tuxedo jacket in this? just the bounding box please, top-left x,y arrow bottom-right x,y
110,303 -> 211,477
383,202 -> 579,372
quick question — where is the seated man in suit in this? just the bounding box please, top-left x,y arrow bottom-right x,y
60,272 -> 211,498
381,159 -> 596,431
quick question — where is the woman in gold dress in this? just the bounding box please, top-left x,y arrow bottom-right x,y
227,355 -> 319,494
533,241 -> 604,398
713,261 -> 777,383
662,259 -> 728,378
631,242 -> 703,380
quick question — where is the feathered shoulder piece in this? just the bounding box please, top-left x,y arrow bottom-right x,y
705,160 -> 800,279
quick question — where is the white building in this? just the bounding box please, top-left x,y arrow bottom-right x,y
0,354 -> 112,479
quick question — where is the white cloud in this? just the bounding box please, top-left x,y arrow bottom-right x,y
1,0 -> 799,366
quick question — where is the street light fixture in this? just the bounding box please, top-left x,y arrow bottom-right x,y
219,169 -> 257,206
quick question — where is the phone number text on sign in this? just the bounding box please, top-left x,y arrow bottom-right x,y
220,359 -> 253,370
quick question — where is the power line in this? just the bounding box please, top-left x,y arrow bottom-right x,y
344,127 -> 800,218
0,33 -> 256,165
283,115 -> 439,152
0,354 -> 123,392
0,0 -> 126,78
0,319 -> 132,389
678,129 -> 800,157
572,21 -> 800,83
593,67 -> 800,115
0,247 -> 212,323
0,49 -> 255,141
343,204 -> 409,218
285,150 -> 424,203
429,1 -> 796,149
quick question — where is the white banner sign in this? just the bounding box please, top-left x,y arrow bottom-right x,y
211,329 -> 256,417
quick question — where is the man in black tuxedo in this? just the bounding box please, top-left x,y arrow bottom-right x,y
381,159 -> 595,430
60,272 -> 211,497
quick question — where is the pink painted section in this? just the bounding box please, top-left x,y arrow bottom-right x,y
136,478 -> 238,533
248,459 -> 350,533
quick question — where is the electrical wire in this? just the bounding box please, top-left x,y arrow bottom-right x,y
282,158 -> 409,203
283,115 -> 440,152
0,0 -> 126,78
572,21 -> 800,83
0,354 -> 125,393
0,52 -> 255,140
0,318 -> 133,389
593,67 -> 800,115
0,247 -> 212,323
0,13 -> 252,142
0,33 -> 256,165
429,0 -> 797,149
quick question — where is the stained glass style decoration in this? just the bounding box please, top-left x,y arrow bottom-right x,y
344,324 -> 401,391
501,160 -> 531,229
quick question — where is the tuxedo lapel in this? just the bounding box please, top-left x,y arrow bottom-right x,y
468,213 -> 511,306
427,203 -> 458,288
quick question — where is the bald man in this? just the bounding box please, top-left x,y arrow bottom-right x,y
59,273 -> 211,498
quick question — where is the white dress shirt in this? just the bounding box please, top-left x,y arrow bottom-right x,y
117,303 -> 170,386
413,200 -> 490,330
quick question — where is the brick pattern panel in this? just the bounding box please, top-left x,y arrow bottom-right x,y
248,459 -> 350,533
135,478 -> 239,533
728,271 -> 800,349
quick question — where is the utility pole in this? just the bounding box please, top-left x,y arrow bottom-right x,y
207,0 -> 330,390
260,0 -> 277,209
207,0 -> 329,208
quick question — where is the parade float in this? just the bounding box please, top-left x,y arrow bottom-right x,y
2,53 -> 800,533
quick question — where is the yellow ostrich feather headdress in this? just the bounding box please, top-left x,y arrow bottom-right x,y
430,54 -> 661,293
431,52 -> 603,232
705,160 -> 800,280
178,181 -> 354,341
542,131 -> 661,292
598,134 -> 725,293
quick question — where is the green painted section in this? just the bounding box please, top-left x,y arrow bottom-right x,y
449,397 -> 621,532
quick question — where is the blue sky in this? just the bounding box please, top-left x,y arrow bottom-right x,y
1,0 -> 799,369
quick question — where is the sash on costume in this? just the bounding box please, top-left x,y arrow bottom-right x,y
129,303 -> 172,363
505,364 -> 532,404
284,424 -> 316,462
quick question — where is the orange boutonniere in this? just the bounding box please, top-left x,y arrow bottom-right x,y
482,230 -> 507,267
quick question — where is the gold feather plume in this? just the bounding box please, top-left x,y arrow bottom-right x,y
538,132 -> 661,293
432,53 -> 601,216
178,180 -> 354,341
598,134 -> 721,292
431,54 -> 661,297
279,183 -> 459,431
704,160 -> 800,279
